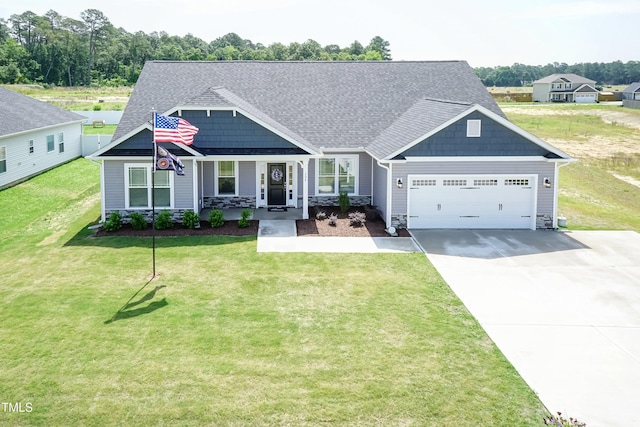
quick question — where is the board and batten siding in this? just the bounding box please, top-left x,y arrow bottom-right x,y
391,161 -> 557,217
103,159 -> 194,210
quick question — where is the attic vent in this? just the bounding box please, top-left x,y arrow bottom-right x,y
466,119 -> 481,137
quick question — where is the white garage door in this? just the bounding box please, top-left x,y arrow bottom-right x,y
575,93 -> 596,103
407,175 -> 537,229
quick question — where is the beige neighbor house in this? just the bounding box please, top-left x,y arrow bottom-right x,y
532,73 -> 599,103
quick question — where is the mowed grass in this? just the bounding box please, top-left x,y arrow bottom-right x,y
0,159 -> 548,425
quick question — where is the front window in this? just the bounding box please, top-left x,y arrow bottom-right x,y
58,133 -> 64,153
217,161 -> 237,195
125,164 -> 172,209
317,156 -> 357,195
46,135 -> 54,152
0,146 -> 6,173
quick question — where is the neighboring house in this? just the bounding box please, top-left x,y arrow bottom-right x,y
0,87 -> 86,189
532,73 -> 599,103
90,61 -> 574,230
622,82 -> 640,100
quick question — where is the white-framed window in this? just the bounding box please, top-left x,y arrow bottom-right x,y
0,146 -> 6,174
58,133 -> 64,153
316,156 -> 358,195
124,163 -> 173,209
216,160 -> 237,196
46,134 -> 55,152
29,140 -> 34,154
466,119 -> 481,137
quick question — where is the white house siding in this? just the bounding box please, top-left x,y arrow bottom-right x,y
0,122 -> 83,189
391,161 -> 557,227
532,84 -> 550,102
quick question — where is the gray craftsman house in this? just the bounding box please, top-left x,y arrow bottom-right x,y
0,87 -> 86,190
91,61 -> 573,230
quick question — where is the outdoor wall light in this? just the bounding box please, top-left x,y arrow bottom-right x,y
543,177 -> 551,188
397,178 -> 403,188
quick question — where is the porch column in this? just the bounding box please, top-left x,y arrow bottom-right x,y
192,159 -> 199,212
302,159 -> 309,219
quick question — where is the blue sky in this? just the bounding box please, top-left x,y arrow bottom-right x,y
2,0 -> 638,67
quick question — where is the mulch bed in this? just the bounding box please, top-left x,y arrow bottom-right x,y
94,207 -> 409,238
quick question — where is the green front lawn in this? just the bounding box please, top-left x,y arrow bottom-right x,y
0,159 -> 548,425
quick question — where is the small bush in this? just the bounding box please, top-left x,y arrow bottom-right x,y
155,210 -> 173,230
338,192 -> 350,213
129,212 -> 147,230
103,211 -> 122,232
315,210 -> 327,220
182,210 -> 200,229
328,213 -> 338,226
238,208 -> 252,228
348,211 -> 366,227
209,209 -> 224,228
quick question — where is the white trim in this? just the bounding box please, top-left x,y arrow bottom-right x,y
466,119 -> 481,137
100,160 -> 106,222
192,159 -> 198,212
402,156 -> 567,162
0,119 -> 85,141
124,163 -> 174,209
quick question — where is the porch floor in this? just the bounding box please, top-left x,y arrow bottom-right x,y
201,207 -> 303,221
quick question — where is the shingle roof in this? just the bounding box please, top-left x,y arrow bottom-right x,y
115,61 -> 503,151
533,73 -> 596,85
623,82 -> 640,93
0,87 -> 86,137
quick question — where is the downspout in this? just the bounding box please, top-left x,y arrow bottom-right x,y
376,160 -> 393,229
553,161 -> 573,229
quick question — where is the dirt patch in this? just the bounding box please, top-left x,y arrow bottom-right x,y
95,220 -> 259,237
296,207 -> 410,237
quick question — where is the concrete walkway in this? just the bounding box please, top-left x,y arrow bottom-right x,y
411,229 -> 640,427
256,220 -> 421,253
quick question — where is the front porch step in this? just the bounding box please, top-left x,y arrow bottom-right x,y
267,206 -> 288,212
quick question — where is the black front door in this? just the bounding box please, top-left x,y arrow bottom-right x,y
268,163 -> 286,206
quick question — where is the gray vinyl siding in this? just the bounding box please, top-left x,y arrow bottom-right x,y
0,122 -> 83,190
238,161 -> 255,196
103,159 -> 194,210
201,162 -> 214,196
104,160 -> 126,209
391,161 -> 556,217
372,161 -> 388,221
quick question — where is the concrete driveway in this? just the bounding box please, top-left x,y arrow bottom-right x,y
410,230 -> 640,427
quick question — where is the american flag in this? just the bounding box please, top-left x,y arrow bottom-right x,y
153,113 -> 199,145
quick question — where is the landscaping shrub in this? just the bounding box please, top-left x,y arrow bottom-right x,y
348,211 -> 366,227
182,210 -> 200,229
129,212 -> 147,230
338,192 -> 350,213
155,210 -> 173,230
238,208 -> 252,228
103,211 -> 122,232
209,209 -> 224,228
328,213 -> 338,226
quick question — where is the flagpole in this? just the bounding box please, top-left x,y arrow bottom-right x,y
151,109 -> 157,278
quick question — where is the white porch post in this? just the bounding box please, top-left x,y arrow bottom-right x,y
302,159 -> 309,219
192,159 -> 199,212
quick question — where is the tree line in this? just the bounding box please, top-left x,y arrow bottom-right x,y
0,9 -> 392,86
475,61 -> 640,88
